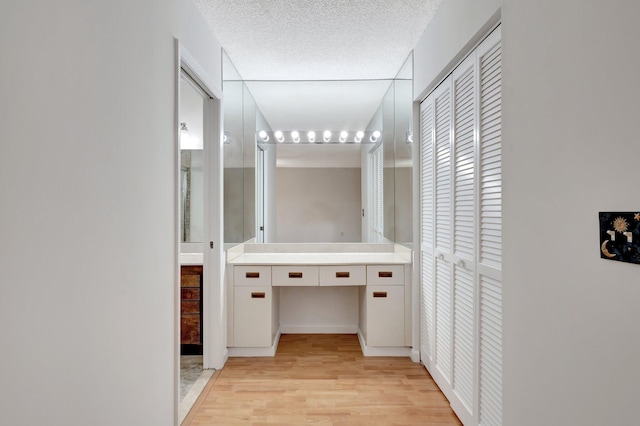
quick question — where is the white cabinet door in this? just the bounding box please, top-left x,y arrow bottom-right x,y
233,286 -> 273,347
366,285 -> 405,347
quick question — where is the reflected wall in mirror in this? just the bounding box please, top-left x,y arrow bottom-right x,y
361,53 -> 413,245
179,73 -> 205,243
393,55 -> 414,247
223,52 -> 272,245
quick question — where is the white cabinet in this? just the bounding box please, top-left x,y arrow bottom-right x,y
233,286 -> 274,347
231,265 -> 278,348
229,257 -> 411,355
364,285 -> 405,347
361,265 -> 406,347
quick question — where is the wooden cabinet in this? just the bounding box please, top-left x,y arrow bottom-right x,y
181,265 -> 203,355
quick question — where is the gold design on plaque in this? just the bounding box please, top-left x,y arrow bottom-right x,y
613,216 -> 629,233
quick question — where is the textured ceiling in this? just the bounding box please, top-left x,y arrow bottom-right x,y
194,0 -> 441,81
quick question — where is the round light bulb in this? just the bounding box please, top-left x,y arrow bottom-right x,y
323,130 -> 332,142
354,130 -> 364,143
291,131 -> 300,143
339,131 -> 348,143
307,131 -> 316,143
274,130 -> 284,143
258,130 -> 269,142
370,130 -> 381,142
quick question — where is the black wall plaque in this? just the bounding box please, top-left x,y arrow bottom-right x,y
599,212 -> 640,264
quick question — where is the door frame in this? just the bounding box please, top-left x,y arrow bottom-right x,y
174,39 -> 226,424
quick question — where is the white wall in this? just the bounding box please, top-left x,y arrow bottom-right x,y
280,287 -> 359,333
413,0 -> 501,99
276,168 -> 362,243
502,1 -> 640,424
0,1 -> 221,425
415,0 -> 640,424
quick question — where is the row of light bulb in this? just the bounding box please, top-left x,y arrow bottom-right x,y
258,130 -> 381,144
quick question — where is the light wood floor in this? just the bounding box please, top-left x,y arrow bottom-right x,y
182,334 -> 461,425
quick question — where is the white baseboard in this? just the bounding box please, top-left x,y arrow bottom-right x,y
357,330 -> 413,357
279,325 -> 358,334
227,329 -> 282,357
410,348 -> 420,363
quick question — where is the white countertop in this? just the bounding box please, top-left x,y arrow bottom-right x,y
226,251 -> 411,265
180,253 -> 203,265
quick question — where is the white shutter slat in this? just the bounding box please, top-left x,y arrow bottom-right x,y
435,257 -> 452,381
454,65 -> 475,260
434,86 -> 451,252
420,99 -> 435,363
479,275 -> 502,426
453,265 -> 474,410
479,33 -> 502,269
478,29 -> 502,426
451,60 -> 476,414
422,251 -> 434,361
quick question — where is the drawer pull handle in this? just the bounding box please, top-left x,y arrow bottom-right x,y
336,272 -> 350,278
288,272 -> 303,278
246,272 -> 260,278
373,291 -> 388,298
251,292 -> 266,299
378,271 -> 393,278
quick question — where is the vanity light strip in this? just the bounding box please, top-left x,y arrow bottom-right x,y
256,130 -> 381,144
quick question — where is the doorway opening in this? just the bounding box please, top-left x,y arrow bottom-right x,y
176,53 -> 224,423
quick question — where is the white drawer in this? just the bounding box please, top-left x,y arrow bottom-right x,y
272,265 -> 318,286
366,265 -> 405,286
319,265 -> 366,286
234,265 -> 272,287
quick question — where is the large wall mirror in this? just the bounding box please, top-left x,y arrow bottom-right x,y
222,53 -> 413,246
179,73 -> 206,246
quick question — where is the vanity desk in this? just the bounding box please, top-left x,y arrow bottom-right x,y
226,243 -> 413,357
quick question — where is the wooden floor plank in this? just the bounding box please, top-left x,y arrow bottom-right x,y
182,334 -> 461,425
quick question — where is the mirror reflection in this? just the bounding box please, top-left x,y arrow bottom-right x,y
222,53 -> 413,246
223,53 -> 271,245
179,74 -> 205,243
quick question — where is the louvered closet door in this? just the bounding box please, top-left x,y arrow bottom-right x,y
420,96 -> 435,365
418,24 -> 502,426
432,79 -> 453,385
451,53 -> 476,417
476,26 -> 502,426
